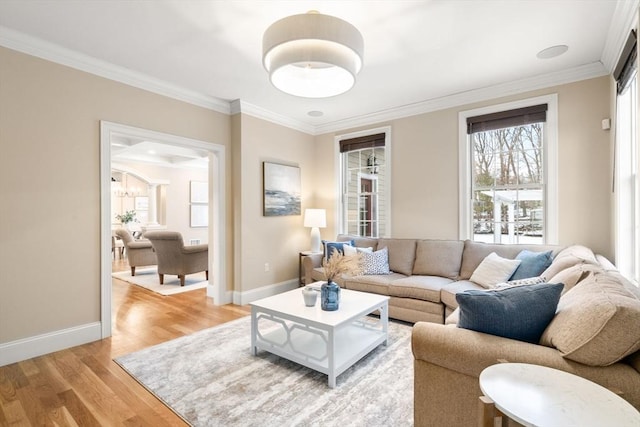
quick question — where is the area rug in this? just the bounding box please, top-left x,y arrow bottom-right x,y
112,267 -> 207,296
114,316 -> 413,426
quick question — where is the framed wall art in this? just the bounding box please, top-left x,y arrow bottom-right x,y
263,162 -> 301,216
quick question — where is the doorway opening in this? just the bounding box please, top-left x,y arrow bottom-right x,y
100,121 -> 227,338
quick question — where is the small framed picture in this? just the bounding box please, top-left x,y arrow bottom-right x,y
190,181 -> 208,204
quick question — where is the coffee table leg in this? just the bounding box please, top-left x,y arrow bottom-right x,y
381,302 -> 389,346
250,308 -> 258,356
328,328 -> 336,388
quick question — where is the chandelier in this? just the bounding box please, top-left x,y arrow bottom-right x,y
262,11 -> 364,98
111,173 -> 141,198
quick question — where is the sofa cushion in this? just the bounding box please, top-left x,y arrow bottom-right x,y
547,263 -> 603,294
456,283 -> 563,343
541,244 -> 599,280
344,273 -> 407,295
510,250 -> 553,280
377,239 -> 417,276
440,280 -> 484,309
388,275 -> 453,303
459,240 -> 562,280
469,252 -> 521,289
540,273 -> 640,366
362,247 -> 392,275
412,240 -> 464,279
337,234 -> 379,251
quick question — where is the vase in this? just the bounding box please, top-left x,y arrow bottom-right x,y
302,285 -> 318,307
321,281 -> 340,311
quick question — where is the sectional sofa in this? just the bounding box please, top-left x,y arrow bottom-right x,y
303,235 -> 565,323
303,235 -> 640,421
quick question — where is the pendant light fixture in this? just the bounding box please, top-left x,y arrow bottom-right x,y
262,11 -> 364,98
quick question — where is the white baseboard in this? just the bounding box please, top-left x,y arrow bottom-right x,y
0,322 -> 102,367
233,279 -> 299,305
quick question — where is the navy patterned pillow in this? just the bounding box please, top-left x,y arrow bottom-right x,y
362,247 -> 391,275
322,240 -> 355,260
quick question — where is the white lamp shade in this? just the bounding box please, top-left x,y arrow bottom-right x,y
304,209 -> 326,228
263,12 -> 364,98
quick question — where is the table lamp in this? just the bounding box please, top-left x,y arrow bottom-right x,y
304,209 -> 326,253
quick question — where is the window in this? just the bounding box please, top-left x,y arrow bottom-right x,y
459,95 -> 558,244
337,128 -> 391,237
614,30 -> 638,283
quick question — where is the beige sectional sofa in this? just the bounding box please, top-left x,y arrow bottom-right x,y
303,235 -> 640,421
303,235 -> 563,323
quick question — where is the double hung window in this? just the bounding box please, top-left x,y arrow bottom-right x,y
338,129 -> 390,237
614,30 -> 638,282
459,96 -> 558,244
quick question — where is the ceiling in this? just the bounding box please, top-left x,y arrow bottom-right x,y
0,0 -> 635,137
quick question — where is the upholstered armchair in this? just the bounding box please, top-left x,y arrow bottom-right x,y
144,231 -> 208,286
115,228 -> 157,276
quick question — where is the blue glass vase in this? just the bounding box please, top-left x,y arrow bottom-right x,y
321,281 -> 340,311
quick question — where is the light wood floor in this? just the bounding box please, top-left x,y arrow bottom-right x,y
0,258 -> 251,426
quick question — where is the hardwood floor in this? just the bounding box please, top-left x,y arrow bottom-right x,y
0,258 -> 251,426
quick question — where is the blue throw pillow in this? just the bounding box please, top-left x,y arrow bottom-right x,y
509,250 -> 553,280
456,282 -> 563,343
322,240 -> 355,260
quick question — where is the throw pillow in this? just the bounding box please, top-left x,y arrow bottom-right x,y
510,250 -> 553,280
343,245 -> 373,257
539,273 -> 640,366
456,283 -> 563,343
322,240 -> 355,260
469,252 -> 522,289
494,275 -> 547,290
361,247 -> 391,275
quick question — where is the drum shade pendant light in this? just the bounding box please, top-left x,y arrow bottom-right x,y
262,11 -> 364,98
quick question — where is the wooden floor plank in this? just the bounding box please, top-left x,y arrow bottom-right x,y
0,258 -> 251,425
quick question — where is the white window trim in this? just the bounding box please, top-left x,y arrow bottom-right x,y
335,126 -> 392,237
458,94 -> 558,244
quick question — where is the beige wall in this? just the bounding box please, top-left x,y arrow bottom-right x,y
0,47 -> 230,343
315,76 -> 613,259
0,44 -> 615,350
233,114 -> 316,292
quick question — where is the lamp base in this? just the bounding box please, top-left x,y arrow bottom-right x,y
310,227 -> 321,253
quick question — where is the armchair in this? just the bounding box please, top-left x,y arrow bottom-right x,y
144,231 -> 208,286
115,228 -> 157,276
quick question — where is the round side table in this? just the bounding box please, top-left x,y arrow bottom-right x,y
479,363 -> 640,427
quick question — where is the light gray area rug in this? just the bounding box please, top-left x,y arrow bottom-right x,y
115,316 -> 413,426
112,267 -> 207,295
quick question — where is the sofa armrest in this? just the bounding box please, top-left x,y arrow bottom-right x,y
412,322 -> 569,378
127,240 -> 153,249
182,244 -> 208,254
302,253 -> 324,285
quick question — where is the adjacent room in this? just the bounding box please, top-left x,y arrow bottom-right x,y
1,1 -> 639,426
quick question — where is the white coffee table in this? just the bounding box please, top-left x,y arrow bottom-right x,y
479,363 -> 640,427
250,285 -> 389,388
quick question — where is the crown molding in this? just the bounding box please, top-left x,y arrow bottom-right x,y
313,62 -> 608,135
601,0 -> 638,72
0,25 -> 231,114
0,19 -> 619,137
230,99 -> 315,135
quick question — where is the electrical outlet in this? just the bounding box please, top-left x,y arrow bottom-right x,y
264,262 -> 270,272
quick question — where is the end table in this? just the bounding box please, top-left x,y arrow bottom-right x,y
299,251 -> 322,286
